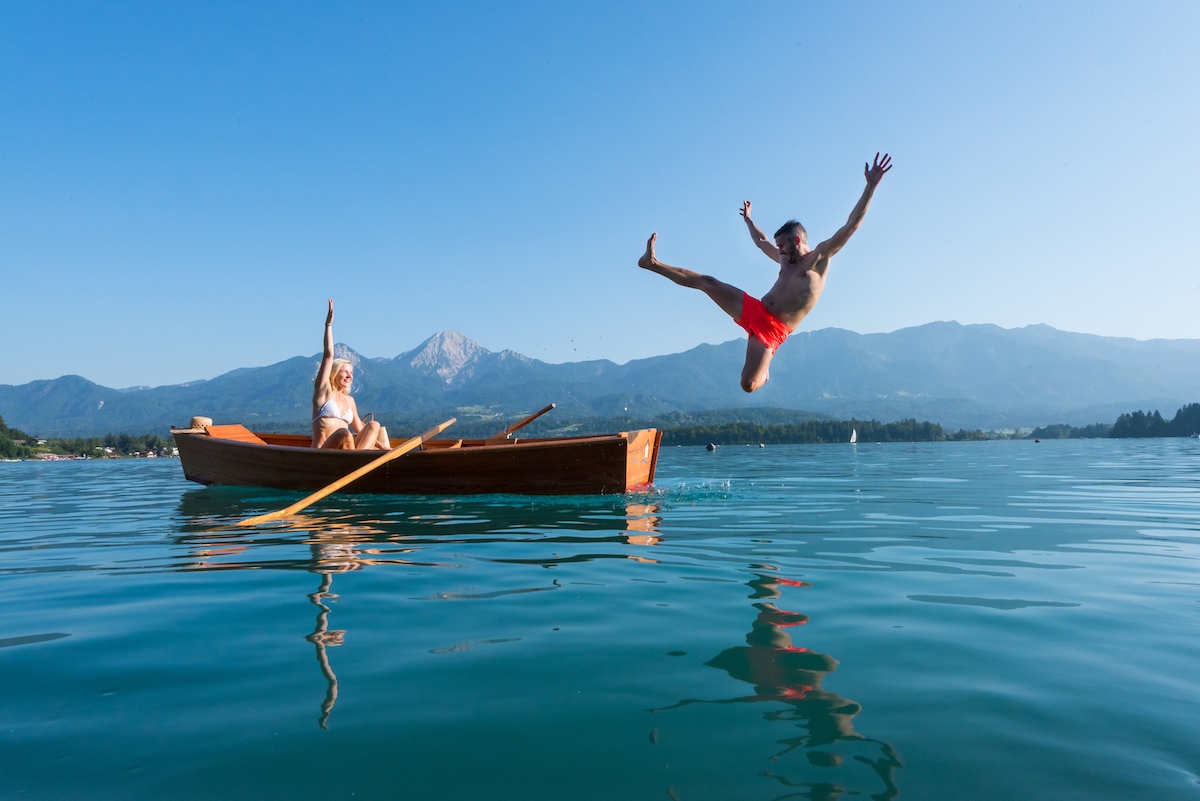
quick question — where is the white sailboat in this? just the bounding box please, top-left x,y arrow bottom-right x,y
850,428 -> 857,444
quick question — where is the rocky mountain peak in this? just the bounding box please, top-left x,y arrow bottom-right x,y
402,331 -> 491,384
332,343 -> 363,365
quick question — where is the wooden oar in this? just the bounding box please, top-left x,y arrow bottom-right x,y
237,418 -> 456,526
487,403 -> 555,440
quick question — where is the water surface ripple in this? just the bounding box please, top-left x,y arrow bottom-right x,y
2,439 -> 1199,799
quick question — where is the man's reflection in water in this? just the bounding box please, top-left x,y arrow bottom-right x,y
652,574 -> 902,801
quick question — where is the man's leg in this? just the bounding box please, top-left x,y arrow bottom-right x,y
639,233 -> 744,320
741,337 -> 773,393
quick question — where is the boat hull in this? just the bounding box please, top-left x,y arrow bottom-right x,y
174,429 -> 662,496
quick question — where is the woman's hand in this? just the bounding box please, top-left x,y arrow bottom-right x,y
864,153 -> 892,186
325,299 -> 334,327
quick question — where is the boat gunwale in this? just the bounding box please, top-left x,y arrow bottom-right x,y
176,430 -> 649,458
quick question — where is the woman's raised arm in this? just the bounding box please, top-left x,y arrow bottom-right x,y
314,299 -> 335,402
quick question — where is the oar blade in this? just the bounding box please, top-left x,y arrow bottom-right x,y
236,510 -> 289,526
487,403 -> 555,440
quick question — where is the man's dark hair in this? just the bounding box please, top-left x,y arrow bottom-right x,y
774,220 -> 807,242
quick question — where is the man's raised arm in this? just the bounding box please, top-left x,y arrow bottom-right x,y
814,153 -> 892,264
740,201 -> 781,262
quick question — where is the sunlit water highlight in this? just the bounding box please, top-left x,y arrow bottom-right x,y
2,439 -> 1199,799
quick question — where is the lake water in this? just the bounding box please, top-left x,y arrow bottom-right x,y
2,439 -> 1199,800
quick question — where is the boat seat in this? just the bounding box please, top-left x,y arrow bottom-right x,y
205,424 -> 268,445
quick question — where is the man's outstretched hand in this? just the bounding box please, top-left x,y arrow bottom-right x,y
865,153 -> 892,185
739,200 -> 753,220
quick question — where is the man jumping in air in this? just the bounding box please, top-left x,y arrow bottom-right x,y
638,153 -> 892,392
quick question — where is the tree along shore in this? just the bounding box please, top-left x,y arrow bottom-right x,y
253,412 -> 980,444
1109,403 -> 1200,438
1025,422 -> 1113,440
0,416 -> 170,459
658,418 -> 983,446
1027,403 -> 1200,440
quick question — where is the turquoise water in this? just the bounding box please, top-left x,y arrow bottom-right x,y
2,440 -> 1199,799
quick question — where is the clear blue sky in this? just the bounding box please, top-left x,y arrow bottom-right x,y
3,1 -> 1198,388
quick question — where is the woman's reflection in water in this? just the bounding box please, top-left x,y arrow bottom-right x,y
305,540 -> 370,730
176,498 -> 666,731
652,574 -> 902,801
296,504 -> 663,731
307,570 -> 342,730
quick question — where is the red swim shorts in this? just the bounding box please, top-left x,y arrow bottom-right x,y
736,293 -> 791,353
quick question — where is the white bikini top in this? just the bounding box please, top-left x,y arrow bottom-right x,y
313,397 -> 353,424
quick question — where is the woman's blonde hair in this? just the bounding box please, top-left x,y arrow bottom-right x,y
317,358 -> 353,393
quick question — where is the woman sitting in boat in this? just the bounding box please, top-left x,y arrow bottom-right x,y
312,300 -> 391,451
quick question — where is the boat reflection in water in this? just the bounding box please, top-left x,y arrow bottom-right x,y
622,503 -> 662,546
653,574 -> 903,800
172,487 -> 665,729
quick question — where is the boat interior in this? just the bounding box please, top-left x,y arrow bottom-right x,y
203,424 -> 632,451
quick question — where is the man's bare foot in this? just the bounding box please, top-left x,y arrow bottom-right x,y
637,233 -> 658,270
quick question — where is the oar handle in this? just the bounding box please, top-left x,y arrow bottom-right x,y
238,417 -> 456,526
488,403 -> 555,440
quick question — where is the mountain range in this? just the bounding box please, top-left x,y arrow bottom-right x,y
3,322 -> 1199,437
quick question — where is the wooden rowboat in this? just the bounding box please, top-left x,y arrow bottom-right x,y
172,424 -> 662,496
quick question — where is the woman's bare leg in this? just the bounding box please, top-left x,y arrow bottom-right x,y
639,233 -> 745,320
355,421 -> 387,450
318,426 -> 355,450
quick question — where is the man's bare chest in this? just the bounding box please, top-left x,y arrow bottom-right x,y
764,261 -> 824,318
775,262 -> 821,294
